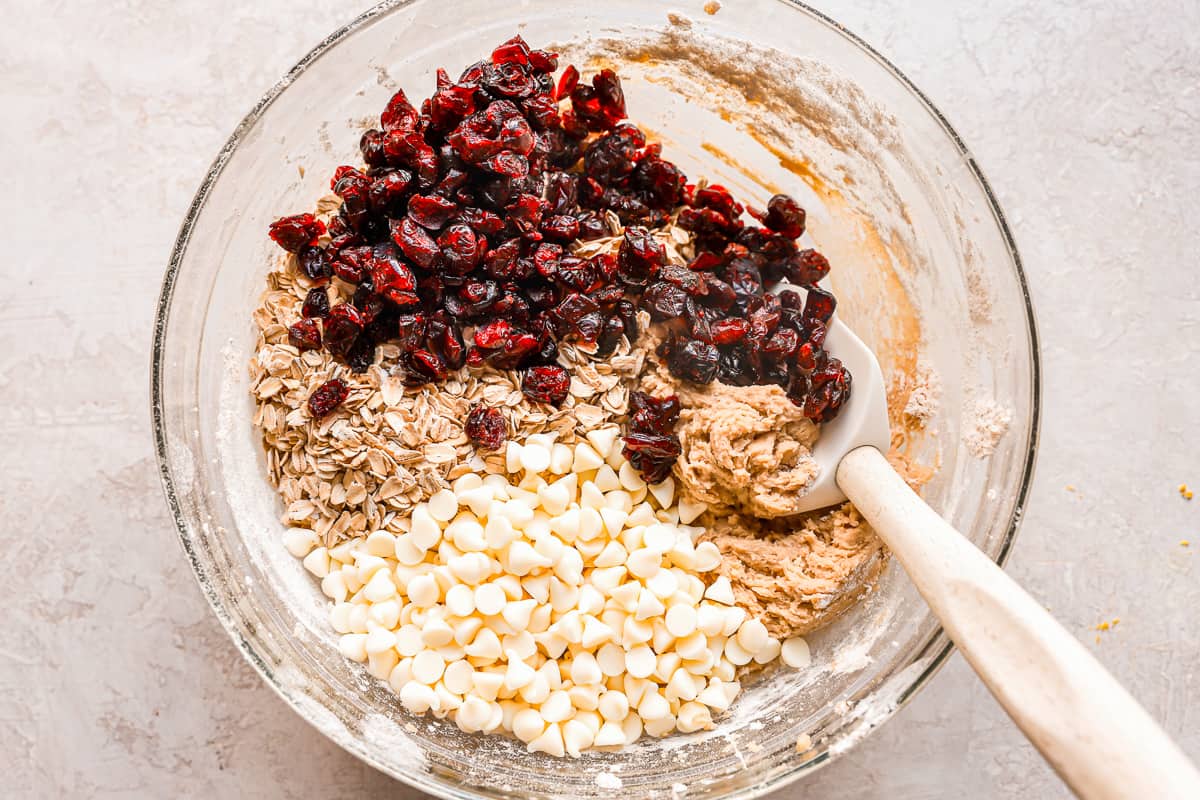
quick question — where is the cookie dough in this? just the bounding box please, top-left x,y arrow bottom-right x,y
700,506 -> 884,637
641,368 -> 820,518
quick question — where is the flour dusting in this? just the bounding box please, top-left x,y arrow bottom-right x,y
965,398 -> 1013,457
904,359 -> 943,422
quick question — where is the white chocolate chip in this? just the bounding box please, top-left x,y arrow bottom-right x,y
585,426 -> 620,458
618,461 -> 647,491
780,636 -> 812,669
301,546 -> 330,577
520,443 -> 552,474
284,528 -> 318,558
427,489 -> 459,522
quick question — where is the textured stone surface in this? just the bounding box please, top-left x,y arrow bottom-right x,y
2,1 -> 1197,797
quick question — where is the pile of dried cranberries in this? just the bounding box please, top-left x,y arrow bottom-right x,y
269,36 -> 851,473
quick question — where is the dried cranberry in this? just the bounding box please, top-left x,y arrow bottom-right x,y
622,431 -> 681,484
395,313 -> 427,351
497,113 -> 535,155
698,275 -> 736,310
465,404 -> 507,450
583,125 -> 644,185
540,214 -> 580,242
383,130 -> 439,187
688,251 -> 726,272
763,328 -> 799,357
308,378 -> 349,418
752,347 -> 791,388
615,299 -> 640,345
641,281 -> 690,321
360,129 -> 387,166
688,305 -> 715,343
804,318 -> 828,348
482,151 -> 530,179
332,167 -> 372,227
677,206 -> 739,241
724,259 -> 764,309
269,213 -> 325,252
323,304 -> 364,357
658,264 -> 704,295
481,61 -> 535,99
570,69 -> 626,131
556,65 -> 580,101
784,249 -> 831,286
595,316 -> 625,357
287,318 -> 322,351
761,193 -> 806,239
381,89 -> 419,132
482,238 -> 522,278
330,249 -> 366,284
616,226 -> 665,287
408,194 -> 459,229
302,288 -> 330,319
575,211 -> 608,240
492,331 -> 540,368
298,245 -> 332,283
778,289 -> 804,310
351,281 -> 385,325
345,335 -> 376,373
694,185 -> 744,220
633,156 -> 686,209
747,294 -> 782,337
473,319 -> 512,349
390,217 -> 441,269
368,170 -> 412,213
709,317 -> 749,344
521,365 -> 570,405
491,36 -> 531,66
263,44 -> 849,417
545,172 -> 579,213
426,315 -> 466,369
574,312 -> 603,342
794,341 -> 820,372
506,194 -> 545,238
369,248 -> 417,293
429,76 -> 478,131
402,348 -> 449,385
438,224 -> 486,275
552,293 -> 600,330
803,286 -> 837,323
800,357 -> 852,423
664,338 -> 720,384
629,390 -> 680,435
456,207 -> 505,236
531,319 -> 559,363
555,256 -> 599,292
532,243 -> 563,280
717,346 -> 756,386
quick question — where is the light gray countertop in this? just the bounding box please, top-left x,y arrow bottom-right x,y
4,1 -> 1198,797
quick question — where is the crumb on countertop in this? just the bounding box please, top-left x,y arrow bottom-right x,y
1180,483 -> 1193,500
704,1 -> 721,14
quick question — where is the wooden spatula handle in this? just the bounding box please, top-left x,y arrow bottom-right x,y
838,445 -> 1200,800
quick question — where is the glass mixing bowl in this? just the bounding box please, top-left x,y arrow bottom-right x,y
152,1 -> 1039,797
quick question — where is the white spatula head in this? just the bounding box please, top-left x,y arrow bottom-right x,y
789,309 -> 891,514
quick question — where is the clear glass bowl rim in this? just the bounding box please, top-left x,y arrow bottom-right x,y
150,1 -> 1042,796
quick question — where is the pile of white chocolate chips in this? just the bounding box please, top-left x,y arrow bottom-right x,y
283,427 -> 812,756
